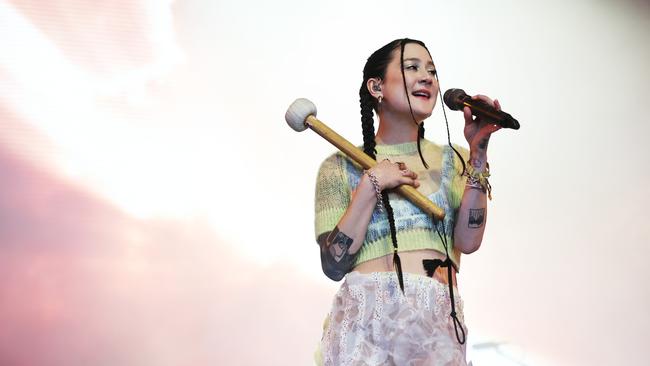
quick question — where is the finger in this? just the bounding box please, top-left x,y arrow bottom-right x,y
472,94 -> 495,107
400,177 -> 419,187
463,106 -> 473,124
494,98 -> 501,111
401,169 -> 418,179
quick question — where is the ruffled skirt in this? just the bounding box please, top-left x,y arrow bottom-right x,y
316,271 -> 470,366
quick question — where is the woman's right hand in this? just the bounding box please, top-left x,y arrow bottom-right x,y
367,159 -> 419,191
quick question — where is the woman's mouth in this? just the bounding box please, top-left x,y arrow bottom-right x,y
412,90 -> 431,99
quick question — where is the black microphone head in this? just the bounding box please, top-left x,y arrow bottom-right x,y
443,88 -> 468,111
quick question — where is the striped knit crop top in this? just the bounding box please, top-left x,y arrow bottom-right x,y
314,139 -> 469,270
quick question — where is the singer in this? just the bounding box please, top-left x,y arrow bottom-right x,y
314,38 -> 503,365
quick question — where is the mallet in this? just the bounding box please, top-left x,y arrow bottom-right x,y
285,98 -> 445,220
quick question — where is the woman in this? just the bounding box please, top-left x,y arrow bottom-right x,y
314,38 -> 501,365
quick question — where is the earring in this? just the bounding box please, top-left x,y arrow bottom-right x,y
378,96 -> 383,105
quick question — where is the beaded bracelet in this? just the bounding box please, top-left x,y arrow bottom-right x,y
465,162 -> 492,200
364,169 -> 384,212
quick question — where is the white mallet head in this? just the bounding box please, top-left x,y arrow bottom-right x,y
285,98 -> 317,132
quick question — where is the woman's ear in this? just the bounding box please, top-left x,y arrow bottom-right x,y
367,78 -> 383,99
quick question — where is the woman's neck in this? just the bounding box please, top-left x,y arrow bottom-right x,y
375,116 -> 420,145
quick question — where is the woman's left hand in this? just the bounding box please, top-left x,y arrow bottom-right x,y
463,95 -> 502,162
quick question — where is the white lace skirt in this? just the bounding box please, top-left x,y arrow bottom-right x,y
315,271 -> 470,366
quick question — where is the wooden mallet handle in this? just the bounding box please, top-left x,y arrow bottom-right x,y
285,98 -> 445,220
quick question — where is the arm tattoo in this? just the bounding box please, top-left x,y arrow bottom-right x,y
317,226 -> 357,281
328,228 -> 354,262
468,208 -> 485,228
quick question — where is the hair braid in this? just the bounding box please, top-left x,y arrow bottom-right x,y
359,42 -> 408,291
359,86 -> 377,159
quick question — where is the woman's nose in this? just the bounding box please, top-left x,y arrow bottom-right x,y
419,74 -> 433,85
418,69 -> 433,84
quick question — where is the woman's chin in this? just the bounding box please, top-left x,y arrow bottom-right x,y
413,111 -> 433,122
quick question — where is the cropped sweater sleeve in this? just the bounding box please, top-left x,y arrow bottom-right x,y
314,152 -> 352,239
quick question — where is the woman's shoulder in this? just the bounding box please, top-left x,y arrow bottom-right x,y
318,149 -> 362,171
316,150 -> 361,183
318,150 -> 349,169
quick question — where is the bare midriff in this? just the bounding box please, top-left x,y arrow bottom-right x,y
353,249 -> 458,286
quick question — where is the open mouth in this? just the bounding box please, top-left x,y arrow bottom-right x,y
412,90 -> 431,99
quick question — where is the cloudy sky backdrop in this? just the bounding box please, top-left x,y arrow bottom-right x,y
0,0 -> 648,365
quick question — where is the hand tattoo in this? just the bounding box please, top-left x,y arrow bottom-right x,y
478,138 -> 489,151
468,208 -> 485,228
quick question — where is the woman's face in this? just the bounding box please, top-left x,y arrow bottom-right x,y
379,43 -> 439,122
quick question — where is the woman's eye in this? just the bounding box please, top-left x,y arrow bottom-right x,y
405,65 -> 418,70
428,69 -> 437,76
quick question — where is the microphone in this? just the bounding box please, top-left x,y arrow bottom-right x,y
443,88 -> 520,130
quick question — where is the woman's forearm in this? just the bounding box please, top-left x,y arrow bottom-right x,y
454,186 -> 487,254
453,156 -> 489,254
318,175 -> 378,281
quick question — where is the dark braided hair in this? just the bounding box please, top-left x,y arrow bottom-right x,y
359,38 -> 466,292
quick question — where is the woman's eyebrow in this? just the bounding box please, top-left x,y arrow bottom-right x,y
403,58 -> 435,67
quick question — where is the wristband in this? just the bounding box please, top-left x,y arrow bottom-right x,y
465,161 -> 492,200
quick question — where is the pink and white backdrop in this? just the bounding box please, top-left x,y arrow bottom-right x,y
0,0 -> 648,365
